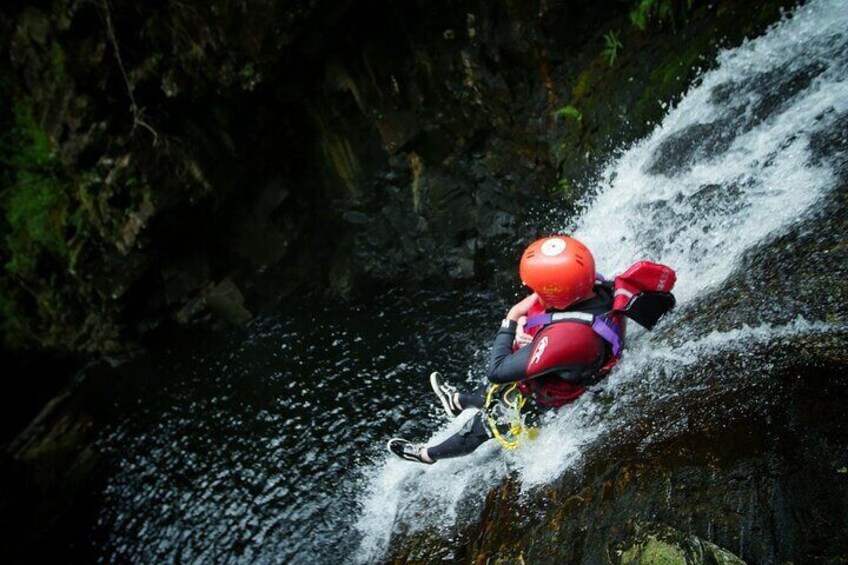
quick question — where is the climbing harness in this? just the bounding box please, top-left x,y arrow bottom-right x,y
484,383 -> 538,450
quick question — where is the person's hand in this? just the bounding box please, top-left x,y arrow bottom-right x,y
507,293 -> 539,322
514,315 -> 533,348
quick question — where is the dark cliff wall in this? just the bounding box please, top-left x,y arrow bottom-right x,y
0,0 -> 601,356
0,0 -> 791,359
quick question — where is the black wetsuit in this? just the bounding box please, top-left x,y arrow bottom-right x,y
427,387 -> 490,460
427,287 -> 614,461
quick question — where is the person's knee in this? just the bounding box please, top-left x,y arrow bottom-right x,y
428,414 -> 491,460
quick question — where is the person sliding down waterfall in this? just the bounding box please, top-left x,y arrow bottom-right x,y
387,235 -> 677,464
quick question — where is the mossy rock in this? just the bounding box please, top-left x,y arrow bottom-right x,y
620,536 -> 688,565
617,523 -> 746,565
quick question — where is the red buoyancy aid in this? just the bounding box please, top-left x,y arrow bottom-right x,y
515,295 -> 611,407
517,261 -> 677,407
518,321 -> 606,406
613,261 -> 677,311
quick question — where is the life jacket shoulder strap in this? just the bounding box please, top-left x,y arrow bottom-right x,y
591,315 -> 624,356
524,311 -> 593,329
525,310 -> 624,356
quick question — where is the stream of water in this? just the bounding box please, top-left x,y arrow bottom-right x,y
71,0 -> 848,562
356,0 -> 848,559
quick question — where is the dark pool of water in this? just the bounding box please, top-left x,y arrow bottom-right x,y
68,288 -> 505,563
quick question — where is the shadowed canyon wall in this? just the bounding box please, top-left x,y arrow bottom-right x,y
0,0 -> 789,357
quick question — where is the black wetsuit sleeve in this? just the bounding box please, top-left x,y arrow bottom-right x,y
486,320 -> 532,384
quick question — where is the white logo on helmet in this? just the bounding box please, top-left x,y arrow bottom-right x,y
530,336 -> 549,365
541,238 -> 567,257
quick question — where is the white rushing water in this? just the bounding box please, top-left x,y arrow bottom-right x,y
355,0 -> 848,560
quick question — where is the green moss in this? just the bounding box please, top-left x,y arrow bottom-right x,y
0,100 -> 91,349
633,28 -> 711,122
555,105 -> 583,123
630,0 -> 693,31
640,538 -> 687,564
652,32 -> 708,87
620,536 -> 688,564
2,103 -> 72,277
572,69 -> 593,103
552,177 -> 578,202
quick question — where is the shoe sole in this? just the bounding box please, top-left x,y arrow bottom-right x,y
386,438 -> 432,464
430,371 -> 459,418
386,438 -> 408,461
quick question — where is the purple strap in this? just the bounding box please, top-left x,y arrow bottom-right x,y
523,313 -> 552,331
592,317 -> 622,356
524,310 -> 624,356
525,274 -> 605,331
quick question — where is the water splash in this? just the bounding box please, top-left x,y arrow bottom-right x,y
577,0 -> 848,303
355,0 -> 848,559
513,317 -> 844,486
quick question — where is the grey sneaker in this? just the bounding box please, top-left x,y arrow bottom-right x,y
430,371 -> 462,418
387,438 -> 433,464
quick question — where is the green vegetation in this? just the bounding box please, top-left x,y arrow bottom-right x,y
552,177 -> 578,203
601,30 -> 623,67
620,535 -> 688,564
2,103 -> 74,276
630,0 -> 694,30
554,105 -> 582,123
7,177 -> 62,271
0,102 -> 81,349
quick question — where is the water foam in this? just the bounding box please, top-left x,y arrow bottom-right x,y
513,317 -> 844,486
577,0 -> 848,303
355,0 -> 848,559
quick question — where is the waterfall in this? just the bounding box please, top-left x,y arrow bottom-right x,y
354,0 -> 848,560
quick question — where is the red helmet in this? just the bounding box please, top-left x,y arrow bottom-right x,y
519,236 -> 596,309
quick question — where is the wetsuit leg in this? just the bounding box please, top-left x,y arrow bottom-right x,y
426,412 -> 491,460
457,386 -> 487,410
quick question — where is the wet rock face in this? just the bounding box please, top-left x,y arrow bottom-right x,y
618,524 -> 745,565
669,134 -> 848,339
260,0 -> 589,293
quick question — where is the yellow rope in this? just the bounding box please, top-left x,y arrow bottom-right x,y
485,383 -> 535,450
